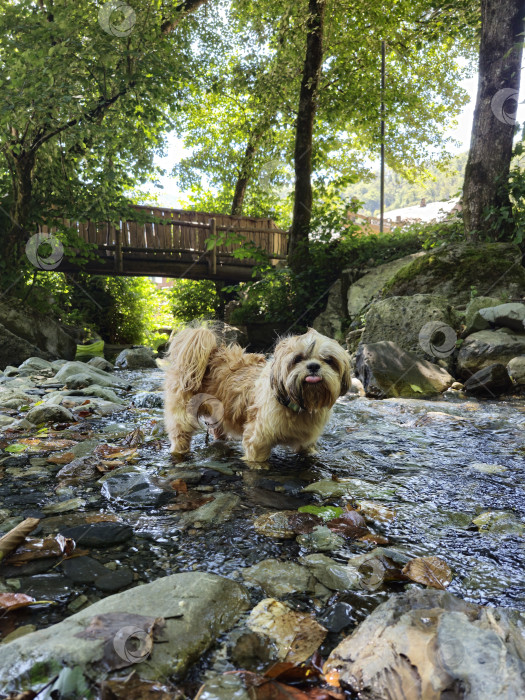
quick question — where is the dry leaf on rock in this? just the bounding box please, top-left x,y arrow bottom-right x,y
94,444 -> 138,461
170,479 -> 188,494
203,670 -> 344,700
0,517 -> 40,562
247,598 -> 327,664
47,451 -> 76,465
0,593 -> 54,611
4,534 -> 75,565
326,510 -> 369,539
76,612 -> 165,671
402,556 -> 452,590
121,427 -> 145,448
165,492 -> 214,511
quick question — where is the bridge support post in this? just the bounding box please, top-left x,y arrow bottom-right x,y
208,218 -> 217,276
115,223 -> 123,274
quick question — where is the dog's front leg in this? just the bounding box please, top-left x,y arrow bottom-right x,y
242,421 -> 272,466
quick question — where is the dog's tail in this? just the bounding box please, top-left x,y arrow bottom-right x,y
164,325 -> 218,396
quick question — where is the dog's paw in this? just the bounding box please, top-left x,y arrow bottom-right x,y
242,458 -> 270,470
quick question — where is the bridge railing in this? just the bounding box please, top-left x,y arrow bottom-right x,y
38,205 -> 288,274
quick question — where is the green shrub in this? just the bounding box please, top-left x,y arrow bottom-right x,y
168,279 -> 218,325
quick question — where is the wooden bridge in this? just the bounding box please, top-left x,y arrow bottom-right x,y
44,205 -> 288,282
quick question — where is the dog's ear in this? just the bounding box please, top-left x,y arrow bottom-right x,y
339,351 -> 352,396
270,338 -> 292,405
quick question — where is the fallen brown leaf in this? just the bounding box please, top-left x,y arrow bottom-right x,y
247,599 -> 327,665
121,427 -> 145,448
4,534 -> 75,565
327,510 -> 369,539
170,479 -> 188,494
100,671 -> 174,700
0,517 -> 40,562
94,444 -> 138,461
0,593 -> 54,611
402,556 -> 452,590
165,492 -> 214,511
47,451 -> 76,465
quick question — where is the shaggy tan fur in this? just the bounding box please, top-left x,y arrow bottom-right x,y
164,324 -> 351,464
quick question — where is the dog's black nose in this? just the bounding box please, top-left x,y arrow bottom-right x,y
307,362 -> 321,372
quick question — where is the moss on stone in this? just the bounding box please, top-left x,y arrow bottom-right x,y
382,243 -> 525,303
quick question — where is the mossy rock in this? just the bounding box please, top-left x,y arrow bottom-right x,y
382,243 -> 525,303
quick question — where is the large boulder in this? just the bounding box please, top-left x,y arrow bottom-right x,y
0,323 -> 51,370
383,243 -> 525,304
361,294 -> 458,360
312,279 -> 346,342
45,361 -> 129,388
115,346 -> 157,369
463,363 -> 513,397
0,299 -> 75,364
0,572 -> 249,693
347,252 -> 424,319
355,341 -> 455,398
324,588 -> 525,700
457,329 -> 525,376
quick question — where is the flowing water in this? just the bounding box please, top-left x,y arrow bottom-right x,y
1,366 -> 525,692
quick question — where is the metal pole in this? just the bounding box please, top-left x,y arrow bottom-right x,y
380,39 -> 385,234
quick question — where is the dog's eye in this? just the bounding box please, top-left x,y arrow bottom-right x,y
324,357 -> 337,367
292,354 -> 303,365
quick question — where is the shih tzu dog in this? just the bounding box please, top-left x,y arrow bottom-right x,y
164,324 -> 351,464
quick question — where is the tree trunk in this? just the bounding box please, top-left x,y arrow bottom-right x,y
463,0 -> 525,240
231,141 -> 258,216
288,0 -> 325,273
4,150 -> 36,265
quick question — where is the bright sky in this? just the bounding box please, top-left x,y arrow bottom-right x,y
148,70 -> 525,208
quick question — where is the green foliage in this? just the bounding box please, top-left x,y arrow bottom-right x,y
169,279 -> 218,325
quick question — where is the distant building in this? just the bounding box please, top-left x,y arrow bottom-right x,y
384,197 -> 461,224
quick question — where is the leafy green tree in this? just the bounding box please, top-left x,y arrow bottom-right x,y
0,0 -> 211,281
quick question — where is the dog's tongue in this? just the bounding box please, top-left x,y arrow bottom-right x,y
305,375 -> 322,384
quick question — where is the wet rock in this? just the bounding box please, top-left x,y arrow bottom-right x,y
296,525 -> 345,552
319,602 -> 355,632
25,403 -> 75,424
19,356 -> 54,372
303,478 -> 395,500
355,341 -> 454,398
472,511 -> 525,536
47,361 -> 128,388
0,415 -> 15,428
457,329 -> 525,375
61,556 -> 110,583
179,493 -> 240,526
464,363 -> 513,396
101,472 -> 167,506
94,567 -> 134,592
300,554 -> 362,591
507,356 -> 525,386
324,588 -> 525,699
88,400 -> 127,416
0,389 -> 36,409
478,302 -> 525,332
0,572 -> 249,686
465,297 -> 503,333
132,391 -> 164,408
55,456 -> 99,485
87,357 -> 114,372
59,522 -> 133,548
42,497 -> 86,514
355,501 -> 396,523
253,511 -> 296,539
194,674 -> 250,700
346,253 -> 425,319
469,462 -> 507,474
241,559 -> 320,597
115,346 -> 157,369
